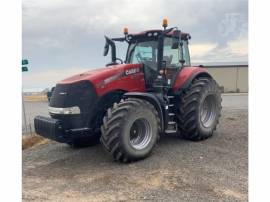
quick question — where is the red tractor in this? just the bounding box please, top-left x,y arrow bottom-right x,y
34,19 -> 221,162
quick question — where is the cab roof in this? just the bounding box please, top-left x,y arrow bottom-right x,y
130,29 -> 191,40
112,29 -> 191,42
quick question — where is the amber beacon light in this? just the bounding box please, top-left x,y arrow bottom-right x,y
123,27 -> 128,35
162,18 -> 168,29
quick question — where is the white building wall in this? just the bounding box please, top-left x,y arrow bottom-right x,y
205,65 -> 248,93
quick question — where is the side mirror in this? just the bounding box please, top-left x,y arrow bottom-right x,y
103,42 -> 109,56
171,30 -> 181,49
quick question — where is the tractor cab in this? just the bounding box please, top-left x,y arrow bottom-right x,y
104,18 -> 191,92
125,29 -> 191,91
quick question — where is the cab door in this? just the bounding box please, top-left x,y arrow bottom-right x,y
163,37 -> 191,87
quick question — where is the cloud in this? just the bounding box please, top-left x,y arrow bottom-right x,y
190,36 -> 248,64
190,43 -> 218,58
22,0 -> 248,88
227,37 -> 248,56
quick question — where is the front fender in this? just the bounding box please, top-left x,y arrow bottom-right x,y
123,92 -> 165,132
173,67 -> 212,92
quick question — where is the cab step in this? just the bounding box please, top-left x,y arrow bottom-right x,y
168,121 -> 176,125
165,129 -> 177,133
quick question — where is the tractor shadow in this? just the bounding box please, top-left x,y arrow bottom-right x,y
158,133 -> 189,146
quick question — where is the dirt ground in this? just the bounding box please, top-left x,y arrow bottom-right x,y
23,94 -> 47,102
22,105 -> 248,202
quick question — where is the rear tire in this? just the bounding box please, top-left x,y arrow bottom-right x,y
176,77 -> 222,141
101,98 -> 160,162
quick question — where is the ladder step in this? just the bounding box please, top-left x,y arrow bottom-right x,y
168,121 -> 176,125
169,104 -> 174,107
165,129 -> 177,134
167,96 -> 174,99
169,113 -> 175,116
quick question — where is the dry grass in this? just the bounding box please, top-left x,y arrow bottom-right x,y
22,134 -> 50,150
23,94 -> 47,102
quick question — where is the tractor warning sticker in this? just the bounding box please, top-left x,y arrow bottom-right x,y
125,68 -> 140,76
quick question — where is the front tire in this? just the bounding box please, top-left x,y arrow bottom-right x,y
176,77 -> 222,141
101,98 -> 160,162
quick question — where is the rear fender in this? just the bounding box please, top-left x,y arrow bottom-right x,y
123,92 -> 165,132
173,67 -> 212,93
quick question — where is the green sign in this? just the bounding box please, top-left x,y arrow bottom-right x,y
22,59 -> 28,65
22,66 -> 28,72
22,59 -> 29,72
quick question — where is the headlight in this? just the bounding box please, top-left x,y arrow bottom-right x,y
48,106 -> 81,115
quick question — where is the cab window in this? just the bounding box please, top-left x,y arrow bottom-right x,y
182,40 -> 191,66
128,41 -> 158,65
163,37 -> 180,68
163,37 -> 191,67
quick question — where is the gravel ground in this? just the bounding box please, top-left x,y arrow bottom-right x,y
22,95 -> 248,202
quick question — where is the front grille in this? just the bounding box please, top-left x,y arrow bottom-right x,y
49,80 -> 97,128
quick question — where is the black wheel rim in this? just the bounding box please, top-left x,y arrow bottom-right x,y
129,118 -> 152,150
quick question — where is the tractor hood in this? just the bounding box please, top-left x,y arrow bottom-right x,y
59,64 -> 142,85
49,63 -> 144,125
59,63 -> 142,86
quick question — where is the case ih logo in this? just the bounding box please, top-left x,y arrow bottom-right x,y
125,68 -> 140,76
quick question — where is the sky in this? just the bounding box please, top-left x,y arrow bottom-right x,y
22,0 -> 248,90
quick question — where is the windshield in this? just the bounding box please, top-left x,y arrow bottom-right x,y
126,40 -> 158,71
126,37 -> 182,69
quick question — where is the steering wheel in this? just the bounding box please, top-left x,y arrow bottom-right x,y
116,58 -> 123,64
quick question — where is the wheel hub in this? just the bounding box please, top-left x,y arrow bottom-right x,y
200,94 -> 218,128
129,118 -> 152,150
